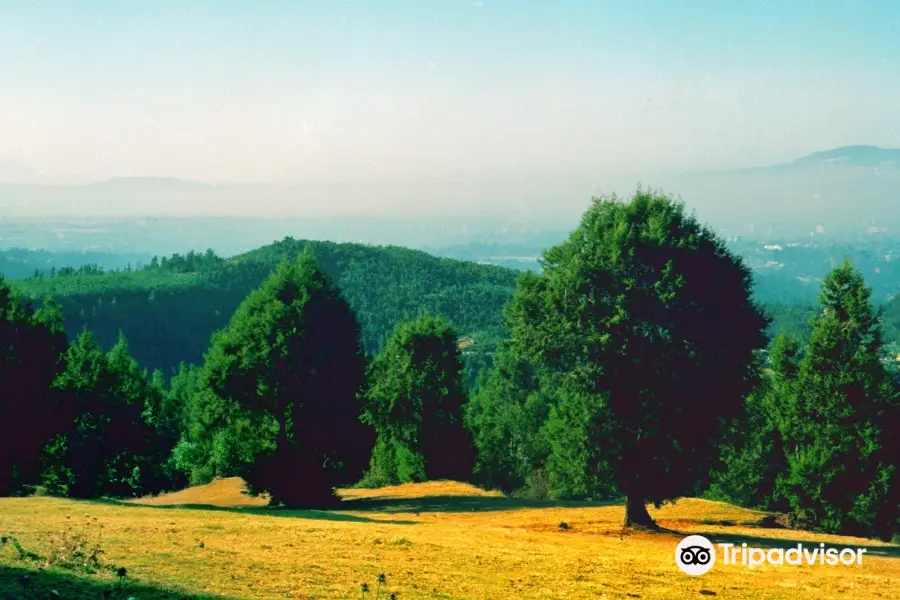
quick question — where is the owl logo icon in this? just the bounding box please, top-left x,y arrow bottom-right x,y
675,535 -> 716,575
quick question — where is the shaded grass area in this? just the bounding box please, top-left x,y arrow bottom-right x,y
86,497 -> 419,525
93,492 -> 618,521
0,564 -> 234,600
105,476 -> 621,519
340,493 -> 621,514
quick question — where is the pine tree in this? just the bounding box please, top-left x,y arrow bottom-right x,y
465,345 -> 552,493
169,363 -> 208,484
145,368 -> 187,492
778,261 -> 900,539
363,314 -> 474,484
708,358 -> 790,511
46,331 -> 167,498
183,252 -> 373,507
0,278 -> 68,496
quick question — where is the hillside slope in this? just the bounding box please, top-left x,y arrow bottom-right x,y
13,237 -> 519,377
1,479 -> 898,599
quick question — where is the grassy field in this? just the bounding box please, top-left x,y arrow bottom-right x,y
1,478 -> 899,600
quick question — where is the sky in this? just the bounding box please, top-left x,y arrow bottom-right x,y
2,0 -> 900,189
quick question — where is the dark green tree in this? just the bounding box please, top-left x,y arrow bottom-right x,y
363,314 -> 474,484
167,363 -> 200,433
465,345 -> 553,495
708,357 -> 790,511
503,190 -> 768,526
0,277 -> 68,495
169,363 -> 212,485
146,368 -> 188,491
181,252 -> 373,507
45,331 -> 171,498
777,262 -> 900,540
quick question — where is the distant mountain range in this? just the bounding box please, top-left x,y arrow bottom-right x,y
654,145 -> 900,237
794,145 -> 900,167
1,145 -> 899,238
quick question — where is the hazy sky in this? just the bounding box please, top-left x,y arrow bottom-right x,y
2,0 -> 900,186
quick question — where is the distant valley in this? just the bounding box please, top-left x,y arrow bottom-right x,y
3,144 -> 900,323
3,145 -> 899,240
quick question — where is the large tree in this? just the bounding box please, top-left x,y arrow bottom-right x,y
777,262 -> 900,540
363,314 -> 474,484
0,277 -> 67,495
504,190 -> 768,526
181,252 -> 373,507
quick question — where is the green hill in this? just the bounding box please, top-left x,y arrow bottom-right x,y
13,237 -> 518,380
15,235 -> 900,384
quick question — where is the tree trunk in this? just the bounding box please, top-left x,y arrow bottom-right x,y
624,494 -> 656,528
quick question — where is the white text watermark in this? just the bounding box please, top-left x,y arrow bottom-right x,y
675,535 -> 866,576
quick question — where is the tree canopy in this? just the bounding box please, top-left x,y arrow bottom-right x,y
362,314 -> 474,485
775,262 -> 900,539
43,331 -> 173,498
494,190 -> 769,525
0,277 -> 68,495
176,252 -> 373,507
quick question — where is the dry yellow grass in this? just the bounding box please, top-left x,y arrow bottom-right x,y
134,477 -> 270,508
1,478 -> 898,600
338,480 -> 505,502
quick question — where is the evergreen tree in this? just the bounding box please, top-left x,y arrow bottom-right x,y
502,190 -> 768,526
778,262 -> 900,540
708,359 -> 790,511
169,363 -> 209,484
0,277 -> 68,495
465,345 -> 553,494
146,368 -> 188,491
45,331 -> 171,498
181,252 -> 373,507
363,314 -> 474,484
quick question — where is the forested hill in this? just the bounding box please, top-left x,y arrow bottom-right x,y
12,237 -> 518,378
14,234 -> 900,382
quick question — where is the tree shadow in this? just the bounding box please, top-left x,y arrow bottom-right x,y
689,530 -> 900,560
0,563 -> 236,600
339,493 -> 622,514
81,497 -> 419,525
81,489 -> 623,517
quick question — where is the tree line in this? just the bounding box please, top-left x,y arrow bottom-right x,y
1,189 -> 899,540
13,235 -> 900,391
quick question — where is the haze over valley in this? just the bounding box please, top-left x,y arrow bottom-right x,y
3,144 -> 900,240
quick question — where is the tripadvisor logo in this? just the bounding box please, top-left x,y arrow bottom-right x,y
676,535 -> 716,575
675,535 -> 867,575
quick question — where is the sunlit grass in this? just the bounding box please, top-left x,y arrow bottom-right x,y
1,478 -> 898,599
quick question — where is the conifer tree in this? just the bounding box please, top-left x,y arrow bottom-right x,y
0,277 -> 68,495
778,261 -> 900,539
465,345 -> 552,493
363,314 -> 474,484
46,331 -> 167,498
708,365 -> 790,511
182,252 -> 373,507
